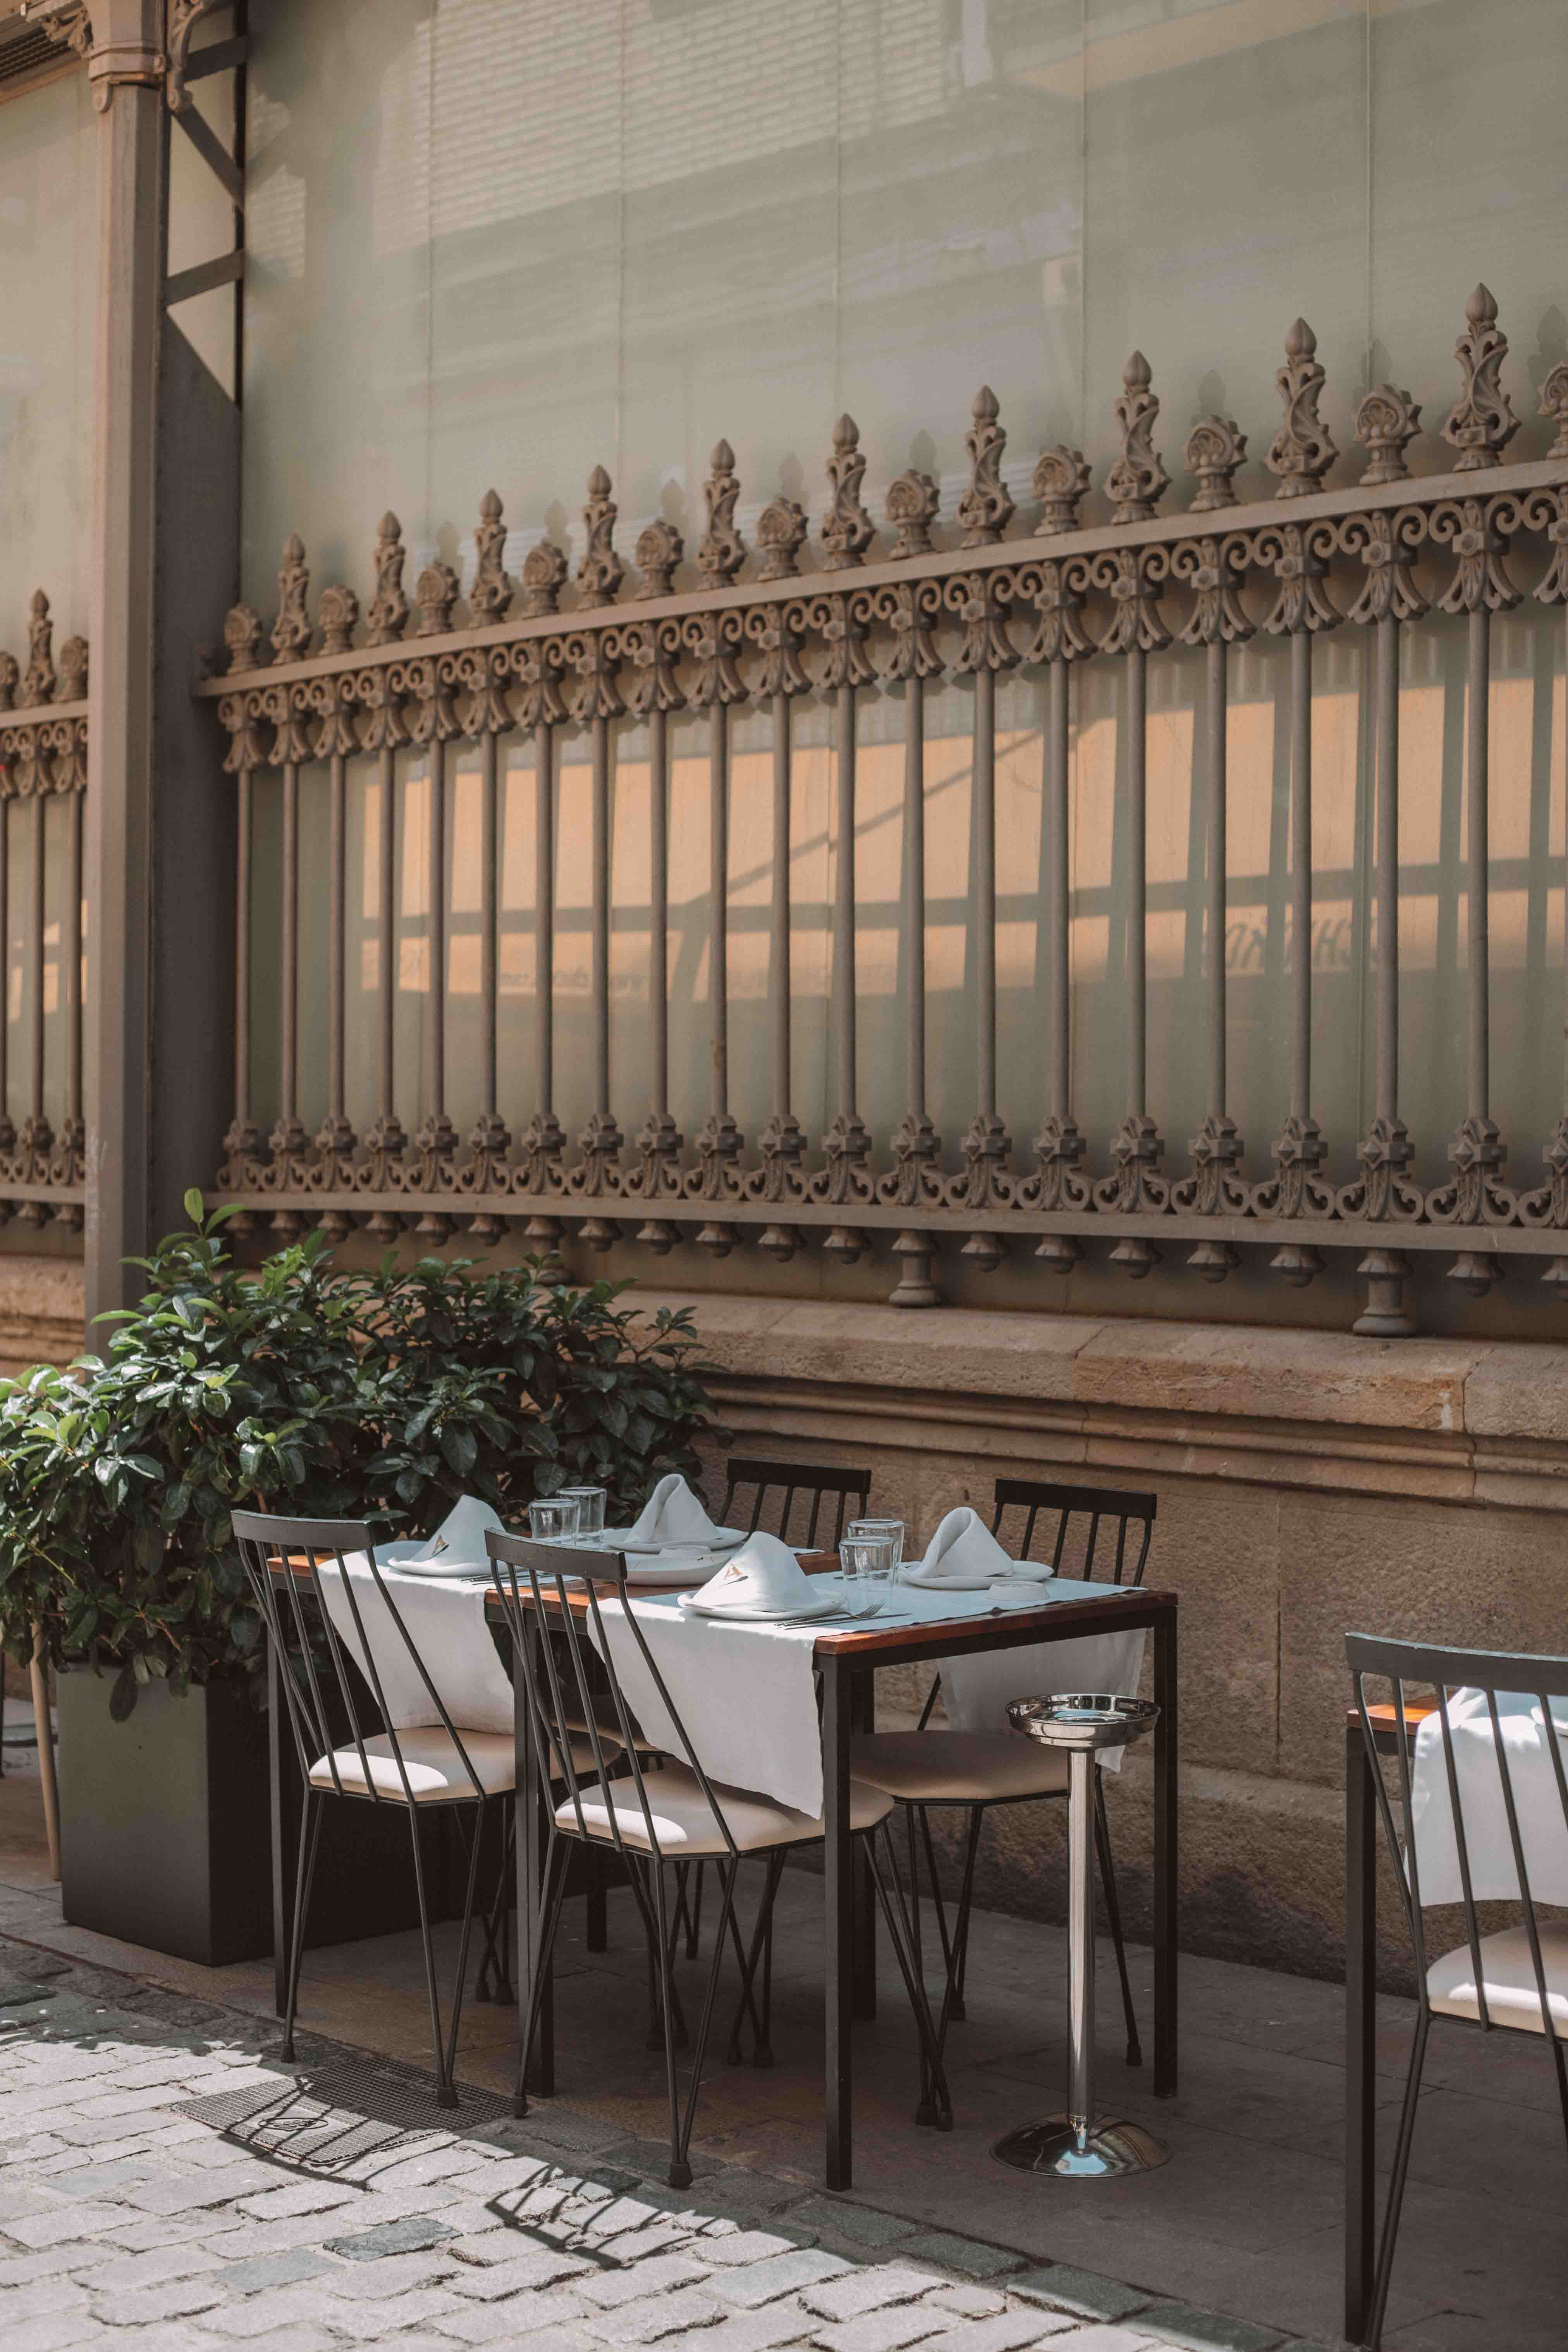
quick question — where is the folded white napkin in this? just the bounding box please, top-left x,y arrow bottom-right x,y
378,1493 -> 505,1575
689,1532 -> 816,1615
902,1506 -> 1050,1589
610,1473 -> 723,1549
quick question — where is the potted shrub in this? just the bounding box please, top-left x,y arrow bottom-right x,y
0,1196 -> 726,1964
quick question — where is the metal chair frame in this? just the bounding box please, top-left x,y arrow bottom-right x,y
719,1456 -> 872,1549
236,1509 -> 500,2110
1347,1630 -> 1568,2349
899,1479 -> 1157,2071
487,1527 -> 950,2188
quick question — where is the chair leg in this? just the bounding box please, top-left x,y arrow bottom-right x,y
586,1847 -> 609,1953
686,1862 -> 705,1960
1093,1772 -> 1142,2069
668,1857 -> 741,2189
515,1838 -> 569,2119
406,1805 -> 456,2108
945,1807 -> 983,2025
280,1789 -> 323,2065
865,1824 -> 952,2130
1366,2005 -> 1430,2349
439,1801 -> 490,2094
476,1806 -> 515,2005
1550,2024 -> 1568,2165
726,1850 -> 783,2065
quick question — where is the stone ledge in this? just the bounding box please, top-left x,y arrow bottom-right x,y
0,1255 -> 86,1376
640,1292 -> 1568,1509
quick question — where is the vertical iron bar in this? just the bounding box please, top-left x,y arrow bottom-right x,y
592,712 -> 611,1118
835,681 -> 856,1122
1045,656 -> 1069,1121
0,793 -> 9,1139
1467,607 -> 1489,1121
903,674 -> 926,1120
234,769 -> 251,1135
28,791 -> 44,1123
481,727 -> 498,1120
1375,616 -> 1399,1125
377,748 -> 395,1126
427,738 -> 446,1122
1289,627 -> 1312,1124
67,786 -> 82,1134
1205,637 -> 1227,1121
710,699 -> 729,1120
536,719 -> 554,1120
280,761 -> 298,1126
327,752 -> 346,1123
974,667 -> 996,1116
1126,645 -> 1147,1119
649,707 -> 669,1121
772,689 -> 792,1124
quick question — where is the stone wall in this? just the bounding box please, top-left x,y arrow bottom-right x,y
643,1290 -> 1568,1989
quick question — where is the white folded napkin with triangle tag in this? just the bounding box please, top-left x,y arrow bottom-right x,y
901,1505 -> 1053,1589
377,1493 -> 505,1576
607,1472 -> 724,1549
685,1532 -> 818,1615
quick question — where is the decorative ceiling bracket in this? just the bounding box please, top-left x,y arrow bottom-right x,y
167,0 -> 222,111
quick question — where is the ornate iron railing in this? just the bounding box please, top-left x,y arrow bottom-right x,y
0,591 -> 88,1232
198,287 -> 1568,1330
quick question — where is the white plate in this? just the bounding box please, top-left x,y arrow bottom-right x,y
611,1525 -> 747,1555
677,1590 -> 843,1625
900,1568 -> 1054,1594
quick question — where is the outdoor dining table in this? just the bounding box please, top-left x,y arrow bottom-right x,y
487,1561 -> 1179,2191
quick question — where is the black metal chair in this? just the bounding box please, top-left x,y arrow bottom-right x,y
487,1527 -> 950,2187
851,1479 -> 1156,2070
237,1509 -> 534,2108
1346,1632 -> 1568,2348
719,1456 -> 872,1549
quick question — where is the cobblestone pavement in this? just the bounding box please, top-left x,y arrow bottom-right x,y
0,1941 -> 1330,2352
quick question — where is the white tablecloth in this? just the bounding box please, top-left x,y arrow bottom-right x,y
1410,1687 -> 1568,1905
317,1555 -> 513,1736
588,1579 -> 1148,1819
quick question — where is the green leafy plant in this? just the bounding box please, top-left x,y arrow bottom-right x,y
0,1194 -> 729,1717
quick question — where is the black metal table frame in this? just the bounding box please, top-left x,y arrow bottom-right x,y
513,1585 -> 1179,2191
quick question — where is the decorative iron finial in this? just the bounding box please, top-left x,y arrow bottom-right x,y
469,489 -> 514,623
19,590 -> 52,707
270,536 -> 311,662
1355,385 -> 1422,486
1267,319 -> 1338,497
414,559 -> 459,636
1541,361 -> 1568,460
1443,284 -> 1519,471
224,605 -> 264,672
1107,353 -> 1169,523
635,518 -> 683,599
316,584 -> 359,655
0,652 -> 17,714
886,468 -> 939,558
577,465 -> 624,607
1032,445 -> 1091,533
755,495 -> 808,581
520,537 -> 567,618
696,439 -> 745,584
1185,416 -> 1246,512
57,636 -> 87,703
820,413 -> 875,569
956,386 -> 1014,546
366,513 -> 409,645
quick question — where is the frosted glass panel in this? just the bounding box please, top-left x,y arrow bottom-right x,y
0,69 -> 96,648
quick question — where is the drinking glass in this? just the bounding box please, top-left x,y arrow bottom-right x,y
847,1517 -> 904,1580
529,1496 -> 581,1545
561,1485 -> 607,1547
837,1532 -> 897,1619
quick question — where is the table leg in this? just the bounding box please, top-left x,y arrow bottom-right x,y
852,1666 -> 877,2020
1345,1723 -> 1376,2344
268,1631 -> 287,2019
824,1654 -> 854,2189
514,1621 -> 550,2103
1152,1606 -> 1178,2098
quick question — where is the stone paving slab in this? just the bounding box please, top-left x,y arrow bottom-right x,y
0,1937 -> 1327,2352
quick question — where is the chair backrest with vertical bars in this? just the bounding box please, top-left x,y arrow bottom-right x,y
486,1530 -> 741,1868
718,1457 -> 872,1549
991,1479 -> 1156,1587
1346,1630 -> 1568,2039
234,1508 -> 487,1807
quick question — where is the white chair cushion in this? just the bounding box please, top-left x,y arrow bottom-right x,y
1427,1921 -> 1568,2037
555,1765 -> 894,1857
850,1730 -> 1070,1805
308,1726 -> 531,1804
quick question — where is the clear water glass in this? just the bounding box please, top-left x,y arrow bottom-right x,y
529,1496 -> 581,1545
561,1485 -> 607,1547
837,1532 -> 897,1618
847,1517 -> 904,1579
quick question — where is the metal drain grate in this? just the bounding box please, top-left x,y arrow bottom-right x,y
175,2060 -> 514,2175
